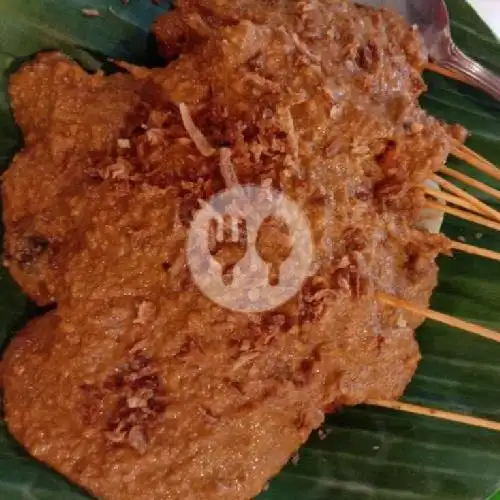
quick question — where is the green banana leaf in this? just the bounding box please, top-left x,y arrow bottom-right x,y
0,0 -> 499,499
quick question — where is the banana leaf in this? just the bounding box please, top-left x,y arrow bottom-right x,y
0,0 -> 499,499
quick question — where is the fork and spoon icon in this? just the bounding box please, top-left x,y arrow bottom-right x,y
209,214 -> 292,287
186,185 -> 314,312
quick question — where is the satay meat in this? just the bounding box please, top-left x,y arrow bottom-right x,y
1,1 -> 453,499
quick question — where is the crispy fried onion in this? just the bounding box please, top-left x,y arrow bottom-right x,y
291,32 -> 321,63
219,148 -> 240,188
179,102 -> 216,157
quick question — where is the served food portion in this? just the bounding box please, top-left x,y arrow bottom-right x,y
1,0 -> 458,498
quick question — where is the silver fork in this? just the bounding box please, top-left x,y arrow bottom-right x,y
360,0 -> 500,100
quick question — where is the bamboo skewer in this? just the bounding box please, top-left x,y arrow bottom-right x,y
424,62 -> 472,85
450,240 -> 500,262
426,200 -> 500,232
424,187 -> 500,260
424,186 -> 488,217
366,399 -> 500,432
376,292 -> 500,343
434,175 -> 500,222
452,141 -> 500,182
373,62 -> 500,434
440,166 -> 500,202
425,187 -> 500,260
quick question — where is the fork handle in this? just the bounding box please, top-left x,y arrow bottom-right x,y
439,44 -> 500,101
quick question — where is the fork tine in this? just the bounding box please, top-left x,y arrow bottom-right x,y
231,217 -> 241,243
212,216 -> 224,243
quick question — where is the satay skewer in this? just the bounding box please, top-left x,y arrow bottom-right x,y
424,186 -> 488,217
439,166 -> 500,202
452,141 -> 500,182
426,200 -> 500,232
424,62 -> 472,85
433,175 -> 500,222
382,61 -> 500,435
425,63 -> 500,181
449,240 -> 500,262
376,292 -> 500,343
366,399 -> 500,432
